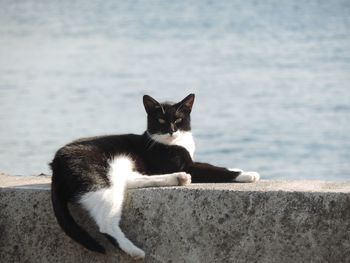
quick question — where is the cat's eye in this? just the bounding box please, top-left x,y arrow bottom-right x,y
158,118 -> 166,124
175,118 -> 182,124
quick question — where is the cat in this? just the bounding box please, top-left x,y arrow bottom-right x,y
50,94 -> 260,260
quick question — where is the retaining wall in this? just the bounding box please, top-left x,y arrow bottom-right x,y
0,174 -> 349,262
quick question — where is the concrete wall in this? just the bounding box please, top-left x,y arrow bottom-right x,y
0,174 -> 350,262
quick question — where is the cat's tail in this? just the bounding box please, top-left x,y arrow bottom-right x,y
51,170 -> 106,254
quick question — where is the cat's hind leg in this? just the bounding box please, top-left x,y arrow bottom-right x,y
79,156 -> 145,259
79,188 -> 145,260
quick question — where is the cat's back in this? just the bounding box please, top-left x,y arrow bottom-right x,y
54,133 -> 144,159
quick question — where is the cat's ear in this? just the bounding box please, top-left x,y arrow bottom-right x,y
177,94 -> 195,113
143,95 -> 162,114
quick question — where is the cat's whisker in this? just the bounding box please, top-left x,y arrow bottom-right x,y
147,139 -> 157,150
145,134 -> 157,150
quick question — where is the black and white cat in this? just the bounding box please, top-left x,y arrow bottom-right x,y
51,94 -> 259,260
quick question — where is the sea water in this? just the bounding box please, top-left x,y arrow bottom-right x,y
0,0 -> 349,180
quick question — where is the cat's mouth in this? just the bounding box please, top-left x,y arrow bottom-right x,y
168,131 -> 180,138
150,131 -> 181,144
160,133 -> 177,141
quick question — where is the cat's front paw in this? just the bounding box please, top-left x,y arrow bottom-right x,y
229,168 -> 244,174
234,171 -> 260,183
175,172 -> 192,186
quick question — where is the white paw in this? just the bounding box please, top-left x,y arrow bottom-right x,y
175,172 -> 192,186
129,247 -> 145,261
234,171 -> 260,183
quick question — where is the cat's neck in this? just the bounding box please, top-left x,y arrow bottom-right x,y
146,131 -> 195,159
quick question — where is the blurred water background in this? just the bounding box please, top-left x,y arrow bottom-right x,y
0,0 -> 349,180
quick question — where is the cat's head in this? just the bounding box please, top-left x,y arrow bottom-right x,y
143,94 -> 195,137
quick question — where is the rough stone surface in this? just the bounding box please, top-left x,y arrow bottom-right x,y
1,174 -> 350,262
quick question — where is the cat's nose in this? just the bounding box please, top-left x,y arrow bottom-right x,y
170,123 -> 176,135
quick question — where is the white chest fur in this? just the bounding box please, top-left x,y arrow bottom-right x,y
149,131 -> 195,159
